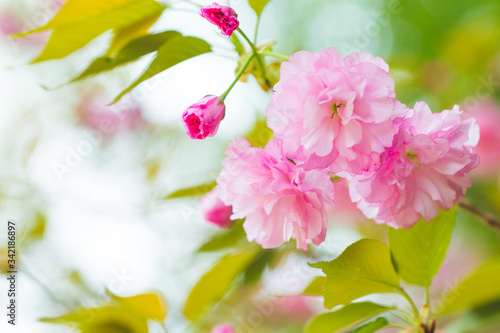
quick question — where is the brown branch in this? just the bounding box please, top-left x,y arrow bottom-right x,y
459,201 -> 500,231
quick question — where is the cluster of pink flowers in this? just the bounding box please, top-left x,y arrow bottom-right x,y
190,35 -> 479,246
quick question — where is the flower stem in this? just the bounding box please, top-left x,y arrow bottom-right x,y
220,53 -> 256,100
398,287 -> 420,319
237,28 -> 268,87
459,201 -> 500,231
254,15 -> 261,43
258,50 -> 290,61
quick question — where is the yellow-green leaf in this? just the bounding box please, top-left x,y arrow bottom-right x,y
244,118 -> 274,148
310,239 -> 401,309
107,291 -> 168,321
113,36 -> 211,103
40,306 -> 149,333
389,207 -> 457,287
164,181 -> 216,199
183,245 -> 259,321
72,31 -> 182,82
350,317 -> 390,333
306,302 -> 392,333
16,0 -> 166,63
197,221 -> 246,253
437,258 -> 500,315
248,0 -> 271,16
302,276 -> 326,296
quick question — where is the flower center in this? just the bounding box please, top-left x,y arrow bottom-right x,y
330,103 -> 343,119
405,150 -> 419,163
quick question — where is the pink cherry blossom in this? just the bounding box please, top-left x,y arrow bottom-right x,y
464,101 -> 500,177
210,324 -> 235,333
217,138 -> 335,250
181,95 -> 225,140
266,47 -> 406,175
200,2 -> 239,37
349,102 -> 479,228
199,187 -> 233,228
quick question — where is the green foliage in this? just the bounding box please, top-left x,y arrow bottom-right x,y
310,239 -> 401,309
164,181 -> 216,199
113,36 -> 211,102
72,31 -> 182,81
242,249 -> 275,284
350,317 -> 390,333
106,290 -> 167,321
389,207 -> 457,287
244,118 -> 274,148
437,258 -> 500,315
306,302 -> 392,333
197,221 -> 246,253
183,245 -> 259,321
248,0 -> 272,16
16,0 -> 166,63
302,276 -> 326,296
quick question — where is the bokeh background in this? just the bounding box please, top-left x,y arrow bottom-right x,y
0,0 -> 499,332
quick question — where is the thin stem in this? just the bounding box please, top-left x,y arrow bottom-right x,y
259,50 -> 290,61
398,288 -> 420,319
392,308 -> 419,326
459,201 -> 500,231
425,286 -> 431,310
237,28 -> 268,86
254,15 -> 261,43
220,53 -> 256,100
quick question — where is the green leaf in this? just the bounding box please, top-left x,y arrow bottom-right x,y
437,258 -> 500,315
248,0 -> 271,16
183,245 -> 259,321
310,239 -> 401,309
389,206 -> 457,287
106,290 -> 168,321
113,36 -> 211,103
197,221 -> 246,253
164,181 -> 216,199
302,276 -> 326,296
350,317 -> 390,333
242,249 -> 274,284
17,0 -> 166,63
306,302 -> 393,333
73,31 -> 182,82
244,118 -> 273,148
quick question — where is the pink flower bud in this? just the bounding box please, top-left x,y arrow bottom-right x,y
182,95 -> 225,140
199,2 -> 239,37
200,187 -> 233,228
210,324 -> 235,333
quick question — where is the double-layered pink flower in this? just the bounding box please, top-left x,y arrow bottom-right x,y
349,102 -> 479,228
200,2 -> 239,37
181,95 -> 225,140
217,138 -> 335,250
266,47 -> 405,175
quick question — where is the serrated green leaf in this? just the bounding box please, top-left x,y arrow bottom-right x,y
310,239 -> 401,309
389,206 -> 457,287
72,31 -> 182,81
349,317 -> 390,333
17,0 -> 166,63
302,276 -> 326,296
437,258 -> 500,315
164,181 -> 216,199
306,302 -> 393,333
197,221 -> 246,253
248,0 -> 271,16
183,245 -> 259,321
113,36 -> 211,103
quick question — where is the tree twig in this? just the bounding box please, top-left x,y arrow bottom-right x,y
459,201 -> 500,231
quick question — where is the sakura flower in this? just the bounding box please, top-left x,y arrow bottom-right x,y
181,95 -> 225,140
200,2 -> 239,37
199,187 -> 233,228
211,324 -> 235,333
349,102 -> 479,228
464,101 -> 500,177
266,47 -> 405,175
217,138 -> 335,250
